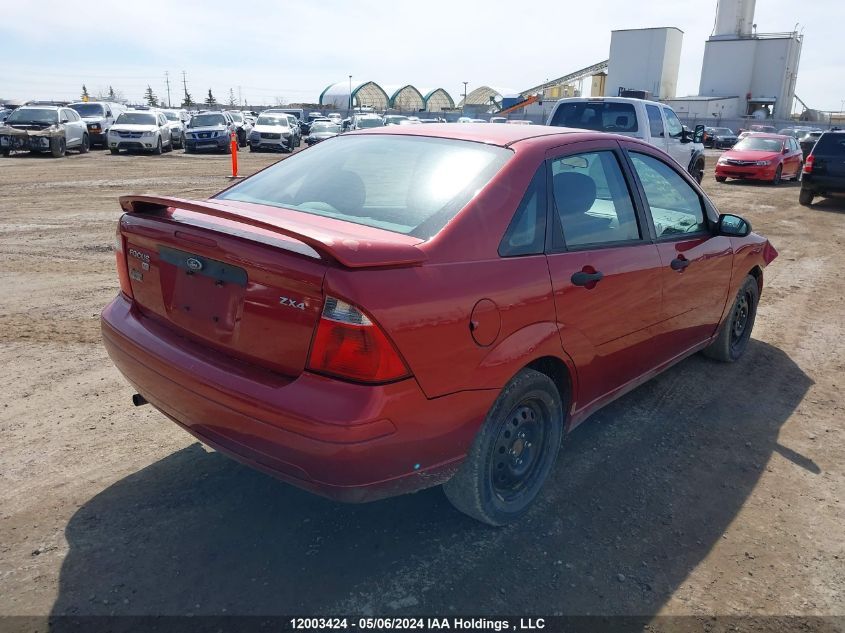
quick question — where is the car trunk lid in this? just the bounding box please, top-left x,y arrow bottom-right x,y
117,195 -> 426,377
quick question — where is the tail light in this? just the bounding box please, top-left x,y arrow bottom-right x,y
113,221 -> 134,298
803,155 -> 814,174
307,296 -> 409,383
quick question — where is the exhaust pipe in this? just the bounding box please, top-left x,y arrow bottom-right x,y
132,393 -> 148,407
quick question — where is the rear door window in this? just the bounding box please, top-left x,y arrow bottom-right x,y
549,101 -> 638,133
646,104 -> 664,138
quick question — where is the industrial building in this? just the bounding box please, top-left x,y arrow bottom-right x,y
663,0 -> 802,120
319,81 -> 454,112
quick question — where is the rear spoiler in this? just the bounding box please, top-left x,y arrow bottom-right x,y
119,195 -> 427,268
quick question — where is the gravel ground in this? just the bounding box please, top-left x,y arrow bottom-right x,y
0,145 -> 842,626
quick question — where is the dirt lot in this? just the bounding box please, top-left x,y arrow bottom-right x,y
0,145 -> 843,626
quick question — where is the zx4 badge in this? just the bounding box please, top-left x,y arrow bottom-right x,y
279,296 -> 305,310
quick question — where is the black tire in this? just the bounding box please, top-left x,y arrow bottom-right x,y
51,136 -> 66,158
153,137 -> 163,155
798,188 -> 814,206
1,150 -> 9,157
109,148 -> 119,155
771,165 -> 782,185
443,368 -> 564,526
178,133 -> 185,149
692,158 -> 705,184
715,176 -> 727,183
795,162 -> 803,181
703,275 -> 759,362
223,141 -> 232,154
79,134 -> 89,154
184,145 -> 193,154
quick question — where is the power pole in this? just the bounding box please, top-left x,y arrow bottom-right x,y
238,86 -> 242,108
165,71 -> 172,108
182,70 -> 188,102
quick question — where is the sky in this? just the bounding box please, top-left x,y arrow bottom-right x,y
1,0 -> 842,112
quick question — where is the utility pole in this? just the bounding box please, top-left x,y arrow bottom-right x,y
165,71 -> 172,107
182,70 -> 188,103
238,86 -> 242,108
348,74 -> 353,117
462,81 -> 468,116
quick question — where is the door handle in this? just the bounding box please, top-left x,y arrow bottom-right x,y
670,257 -> 690,271
571,270 -> 604,286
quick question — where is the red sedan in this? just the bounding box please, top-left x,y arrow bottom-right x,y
715,132 -> 804,184
102,124 -> 777,525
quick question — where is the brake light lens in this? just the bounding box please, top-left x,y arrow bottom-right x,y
307,296 -> 409,383
113,221 -> 133,298
803,155 -> 814,173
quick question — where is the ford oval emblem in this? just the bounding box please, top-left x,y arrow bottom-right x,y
186,257 -> 203,271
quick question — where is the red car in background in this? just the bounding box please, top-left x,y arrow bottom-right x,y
102,124 -> 777,525
715,133 -> 804,184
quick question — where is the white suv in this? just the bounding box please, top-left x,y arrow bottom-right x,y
108,110 -> 173,155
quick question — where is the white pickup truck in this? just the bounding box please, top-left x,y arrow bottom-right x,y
547,96 -> 706,183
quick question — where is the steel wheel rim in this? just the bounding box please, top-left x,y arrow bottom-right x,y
730,291 -> 751,350
490,398 -> 549,502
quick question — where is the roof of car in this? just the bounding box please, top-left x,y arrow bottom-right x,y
350,122 -> 579,147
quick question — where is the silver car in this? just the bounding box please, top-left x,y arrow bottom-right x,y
0,105 -> 89,157
161,109 -> 188,149
248,112 -> 297,152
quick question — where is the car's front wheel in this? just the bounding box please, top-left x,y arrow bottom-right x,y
51,137 -> 66,158
715,176 -> 727,183
704,275 -> 759,362
692,157 -> 705,184
443,368 -> 564,526
771,165 -> 782,185
153,137 -> 163,155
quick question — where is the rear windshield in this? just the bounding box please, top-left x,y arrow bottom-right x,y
356,117 -> 384,128
712,128 -> 734,135
549,101 -> 639,133
217,135 -> 512,238
115,112 -> 156,125
813,133 -> 845,155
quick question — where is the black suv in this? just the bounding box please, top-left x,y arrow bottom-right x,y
799,131 -> 845,206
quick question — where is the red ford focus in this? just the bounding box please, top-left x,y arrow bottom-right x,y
102,124 -> 777,525
715,132 -> 804,184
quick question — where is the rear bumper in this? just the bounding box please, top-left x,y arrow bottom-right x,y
101,294 -> 493,502
801,175 -> 845,194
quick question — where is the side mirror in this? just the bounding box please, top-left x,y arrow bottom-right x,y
782,147 -> 789,154
717,213 -> 751,237
693,124 -> 705,144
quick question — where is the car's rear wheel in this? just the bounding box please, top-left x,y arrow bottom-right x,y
715,176 -> 727,183
795,162 -> 803,181
109,148 -> 119,155
1,149 -> 9,157
703,275 -> 759,362
798,188 -> 814,206
771,165 -> 782,185
79,134 -> 89,154
51,137 -> 66,158
443,368 -> 564,526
